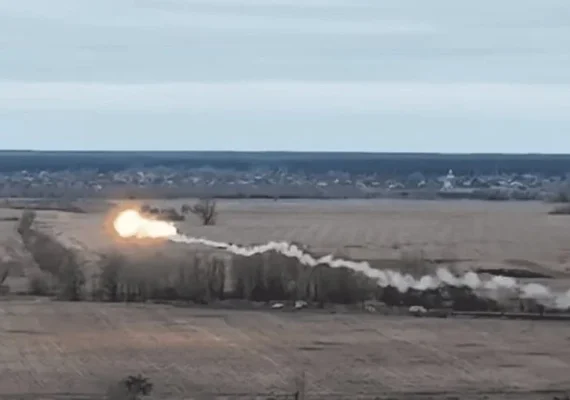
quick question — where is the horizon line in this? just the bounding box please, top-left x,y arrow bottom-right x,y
1,150 -> 570,156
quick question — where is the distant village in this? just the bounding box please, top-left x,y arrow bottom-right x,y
0,166 -> 568,200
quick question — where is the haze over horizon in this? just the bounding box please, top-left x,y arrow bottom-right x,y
1,0 -> 569,153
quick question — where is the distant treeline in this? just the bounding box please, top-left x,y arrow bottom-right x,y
3,151 -> 570,175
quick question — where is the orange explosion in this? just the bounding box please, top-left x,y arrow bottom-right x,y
113,209 -> 177,238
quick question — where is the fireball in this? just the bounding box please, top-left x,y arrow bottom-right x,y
113,209 -> 177,238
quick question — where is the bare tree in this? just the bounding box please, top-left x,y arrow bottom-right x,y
183,198 -> 217,225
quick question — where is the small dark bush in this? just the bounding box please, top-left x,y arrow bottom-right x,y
122,374 -> 153,397
549,204 -> 570,215
107,374 -> 153,400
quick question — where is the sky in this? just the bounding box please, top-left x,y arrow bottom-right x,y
1,0 -> 570,152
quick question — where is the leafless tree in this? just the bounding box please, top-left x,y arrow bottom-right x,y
183,198 -> 217,225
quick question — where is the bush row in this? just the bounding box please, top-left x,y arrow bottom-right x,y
25,244 -> 519,312
89,250 -> 377,305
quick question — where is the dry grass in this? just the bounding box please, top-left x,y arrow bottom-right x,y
1,199 -> 570,399
32,198 -> 570,275
3,199 -> 570,309
0,301 -> 568,399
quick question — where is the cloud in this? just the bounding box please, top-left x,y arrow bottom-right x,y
124,12 -> 436,35
1,81 -> 570,120
0,0 -> 436,35
149,0 -> 369,7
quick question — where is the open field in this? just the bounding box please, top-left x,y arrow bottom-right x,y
9,198 -> 570,275
3,198 -> 570,298
2,199 -> 570,398
2,198 -> 570,302
0,300 -> 569,399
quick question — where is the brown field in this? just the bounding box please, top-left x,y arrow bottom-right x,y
10,198 -> 570,275
1,199 -> 570,399
0,300 -> 569,399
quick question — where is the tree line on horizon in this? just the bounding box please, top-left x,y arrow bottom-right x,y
2,152 -> 570,175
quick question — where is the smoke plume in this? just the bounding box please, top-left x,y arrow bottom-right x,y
169,234 -> 570,311
113,209 -> 570,310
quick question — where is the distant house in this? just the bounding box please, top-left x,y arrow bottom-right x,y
387,182 -> 404,190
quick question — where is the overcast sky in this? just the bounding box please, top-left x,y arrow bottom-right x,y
1,0 -> 570,152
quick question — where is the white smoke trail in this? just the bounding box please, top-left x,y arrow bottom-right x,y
112,210 -> 570,310
169,234 -> 570,311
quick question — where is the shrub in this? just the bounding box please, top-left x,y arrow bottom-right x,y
122,374 -> 153,398
107,374 -> 153,400
549,204 -> 570,215
86,246 -> 502,312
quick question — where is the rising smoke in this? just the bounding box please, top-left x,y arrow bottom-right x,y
114,210 -> 570,310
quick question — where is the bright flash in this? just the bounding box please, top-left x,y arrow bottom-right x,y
113,209 -> 177,238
